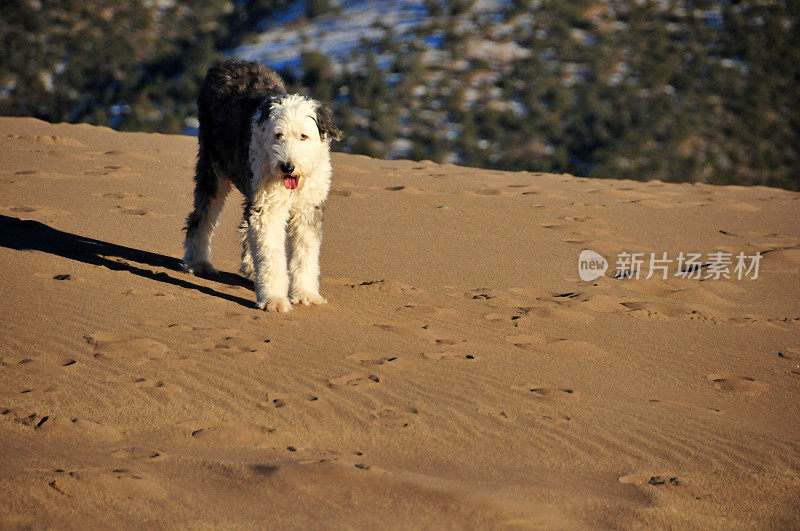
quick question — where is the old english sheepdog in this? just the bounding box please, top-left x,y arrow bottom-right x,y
182,59 -> 342,312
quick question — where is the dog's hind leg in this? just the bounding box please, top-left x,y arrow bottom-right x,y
288,205 -> 327,306
183,158 -> 230,275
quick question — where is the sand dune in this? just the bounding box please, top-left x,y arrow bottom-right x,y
1,117 -> 799,527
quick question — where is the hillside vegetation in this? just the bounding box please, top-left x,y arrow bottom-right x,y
1,0 -> 797,189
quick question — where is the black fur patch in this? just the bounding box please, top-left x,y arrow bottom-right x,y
194,59 -> 287,198
256,94 -> 284,126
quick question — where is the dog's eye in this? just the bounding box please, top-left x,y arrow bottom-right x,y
300,134 -> 308,141
274,132 -> 283,140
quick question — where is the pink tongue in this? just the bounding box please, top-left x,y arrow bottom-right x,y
283,176 -> 298,190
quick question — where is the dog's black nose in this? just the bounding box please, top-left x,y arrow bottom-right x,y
280,162 -> 295,174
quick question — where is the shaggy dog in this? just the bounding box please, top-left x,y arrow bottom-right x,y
182,59 -> 342,312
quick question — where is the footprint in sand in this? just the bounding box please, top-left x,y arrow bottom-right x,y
469,188 -> 505,196
505,334 -> 606,360
2,204 -> 67,220
371,406 -> 418,428
5,134 -> 86,147
507,287 -> 552,298
117,206 -> 150,216
204,310 -> 247,319
122,287 -> 177,301
489,290 -> 623,325
433,336 -> 466,346
461,288 -> 523,307
13,380 -> 60,399
191,329 -> 271,357
346,352 -> 398,366
264,391 -> 319,408
621,301 -> 726,323
100,192 -> 140,200
619,473 -> 704,499
110,447 -> 162,460
467,289 -> 499,301
10,354 -> 80,377
396,304 -> 456,317
483,312 -> 520,323
1,410 -> 122,441
513,304 -> 596,325
327,372 -> 381,389
373,322 -> 428,338
376,321 -> 468,349
48,467 -> 166,500
519,409 -> 572,423
84,163 -> 140,178
550,292 -> 629,313
706,374 -> 764,395
475,404 -> 512,422
101,149 -> 160,162
349,279 -> 419,293
539,219 -> 614,239
378,184 -> 429,194
511,384 -> 577,401
210,333 -> 270,356
1,409 -> 51,430
510,185 -> 545,196
421,350 -> 476,361
187,422 -> 278,447
84,332 -> 170,360
132,378 -> 178,396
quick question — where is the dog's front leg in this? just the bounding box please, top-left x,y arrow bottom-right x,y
247,202 -> 291,312
288,205 -> 326,306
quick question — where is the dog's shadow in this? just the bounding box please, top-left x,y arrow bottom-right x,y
0,214 -> 255,308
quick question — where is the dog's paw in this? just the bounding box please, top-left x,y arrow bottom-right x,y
183,260 -> 217,276
290,292 -> 327,306
258,297 -> 292,313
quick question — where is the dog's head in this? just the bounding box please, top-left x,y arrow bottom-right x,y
252,94 -> 342,190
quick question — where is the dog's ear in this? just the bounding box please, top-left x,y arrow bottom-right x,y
313,102 -> 343,142
256,95 -> 282,126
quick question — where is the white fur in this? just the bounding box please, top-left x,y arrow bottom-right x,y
245,95 -> 332,311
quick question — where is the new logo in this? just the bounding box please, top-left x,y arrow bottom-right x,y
578,249 -> 608,281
